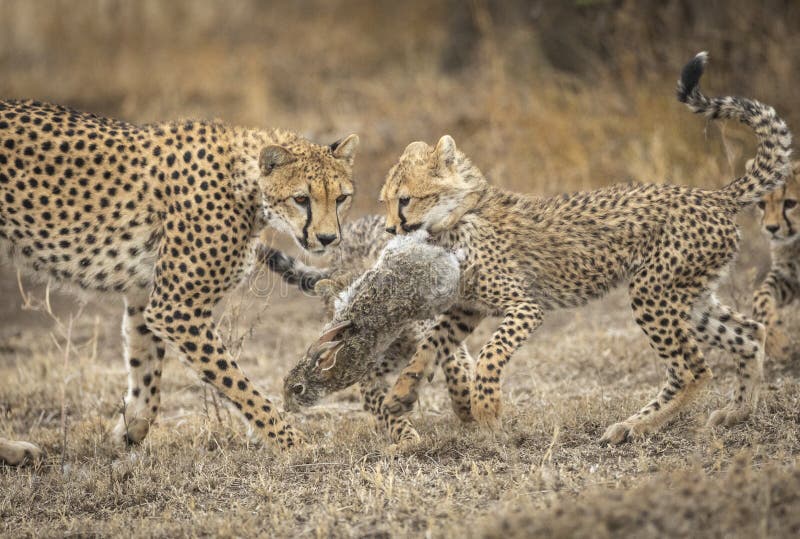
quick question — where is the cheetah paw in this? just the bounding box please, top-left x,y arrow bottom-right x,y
0,438 -> 44,466
706,405 -> 750,428
452,403 -> 474,423
389,427 -> 421,450
470,397 -> 501,430
111,416 -> 151,446
279,424 -> 307,450
384,387 -> 419,416
599,422 -> 634,445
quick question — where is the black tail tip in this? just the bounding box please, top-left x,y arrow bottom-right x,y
677,51 -> 709,103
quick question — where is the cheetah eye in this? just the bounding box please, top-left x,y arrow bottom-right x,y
757,201 -> 766,210
784,199 -> 797,209
398,196 -> 410,207
291,383 -> 306,396
293,196 -> 309,206
336,194 -> 349,204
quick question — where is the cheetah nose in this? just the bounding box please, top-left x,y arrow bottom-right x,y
385,226 -> 397,235
316,233 -> 338,246
766,224 -> 780,234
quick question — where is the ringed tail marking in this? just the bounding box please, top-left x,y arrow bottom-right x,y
677,51 -> 792,206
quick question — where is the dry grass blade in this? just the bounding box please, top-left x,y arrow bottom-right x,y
59,316 -> 73,474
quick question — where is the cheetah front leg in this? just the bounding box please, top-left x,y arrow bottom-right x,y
359,373 -> 419,444
695,294 -> 765,428
421,308 -> 482,423
752,268 -> 798,360
442,343 -> 476,423
143,300 -> 304,450
144,260 -> 303,449
471,300 -> 543,428
110,297 -> 166,445
383,308 -> 484,432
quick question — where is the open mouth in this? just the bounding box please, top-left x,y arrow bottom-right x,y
401,222 -> 423,233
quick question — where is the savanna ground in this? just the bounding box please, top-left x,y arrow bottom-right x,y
2,1 -> 800,537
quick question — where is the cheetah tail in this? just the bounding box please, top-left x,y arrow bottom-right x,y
677,51 -> 793,206
256,246 -> 329,293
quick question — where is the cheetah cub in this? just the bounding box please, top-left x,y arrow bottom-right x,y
752,160 -> 800,360
377,53 -> 792,444
0,99 -> 359,463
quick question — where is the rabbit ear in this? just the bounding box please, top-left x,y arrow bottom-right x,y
316,320 -> 352,345
314,340 -> 345,372
309,320 -> 350,373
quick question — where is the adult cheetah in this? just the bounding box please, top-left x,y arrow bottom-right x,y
0,99 -> 359,463
376,53 -> 792,444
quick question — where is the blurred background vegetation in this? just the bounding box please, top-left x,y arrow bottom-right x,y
0,0 -> 797,210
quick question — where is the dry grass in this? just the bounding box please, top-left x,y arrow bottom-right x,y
1,1 -> 800,537
3,233 -> 799,537
485,457 -> 800,538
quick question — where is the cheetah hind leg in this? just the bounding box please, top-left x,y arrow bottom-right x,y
600,348 -> 702,447
693,295 -> 765,428
0,438 -> 43,466
601,279 -> 708,445
110,298 -> 165,446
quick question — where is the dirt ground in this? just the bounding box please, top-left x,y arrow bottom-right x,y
2,218 -> 799,538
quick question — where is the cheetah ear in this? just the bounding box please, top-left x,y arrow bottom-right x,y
259,145 -> 296,175
433,135 -> 457,170
331,134 -> 359,166
403,141 -> 430,157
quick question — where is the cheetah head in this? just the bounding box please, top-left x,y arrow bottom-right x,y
380,135 -> 487,236
283,320 -> 366,411
259,134 -> 359,254
756,160 -> 800,243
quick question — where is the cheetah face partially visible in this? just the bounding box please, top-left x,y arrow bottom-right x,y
380,135 -> 486,235
260,134 -> 358,254
757,162 -> 800,243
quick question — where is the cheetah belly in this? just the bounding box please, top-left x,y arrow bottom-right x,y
0,215 -> 162,294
